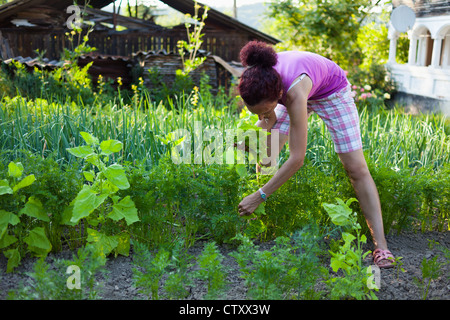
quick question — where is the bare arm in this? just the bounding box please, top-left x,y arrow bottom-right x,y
255,109 -> 288,172
238,76 -> 312,216
259,77 -> 311,197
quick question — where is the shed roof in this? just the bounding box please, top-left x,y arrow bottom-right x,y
159,0 -> 279,44
0,0 -> 110,21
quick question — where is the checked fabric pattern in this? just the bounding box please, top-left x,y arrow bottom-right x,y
272,84 -> 363,154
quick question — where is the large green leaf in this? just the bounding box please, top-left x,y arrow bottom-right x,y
83,170 -> 95,182
108,196 -> 139,225
66,146 -> 95,158
235,164 -> 247,178
24,227 -> 52,257
104,164 -> 130,190
4,248 -> 20,273
0,210 -> 20,244
322,198 -> 358,227
0,234 -> 17,249
114,232 -> 130,257
19,196 -> 50,222
85,153 -> 104,168
87,228 -> 118,257
0,179 -> 13,195
8,162 -> 23,178
80,132 -> 99,146
13,174 -> 36,193
0,210 -> 20,227
71,185 -> 108,223
100,139 -> 123,155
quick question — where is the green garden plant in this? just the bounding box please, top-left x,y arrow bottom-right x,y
1,28 -> 96,103
0,161 -> 52,272
194,241 -> 228,299
177,1 -> 209,76
8,257 -> 69,300
289,224 -> 330,299
163,239 -> 194,300
414,256 -> 444,300
65,132 -> 139,257
230,231 -> 327,300
132,242 -> 172,300
8,244 -> 107,300
132,239 -> 194,300
392,256 -> 406,281
323,198 -> 378,300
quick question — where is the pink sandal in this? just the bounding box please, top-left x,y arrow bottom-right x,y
373,249 -> 395,269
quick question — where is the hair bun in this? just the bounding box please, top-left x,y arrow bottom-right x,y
240,41 -> 277,68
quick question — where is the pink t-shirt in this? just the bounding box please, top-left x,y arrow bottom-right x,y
274,51 -> 348,103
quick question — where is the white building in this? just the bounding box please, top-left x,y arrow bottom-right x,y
387,0 -> 450,114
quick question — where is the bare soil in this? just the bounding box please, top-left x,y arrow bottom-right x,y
0,231 -> 449,301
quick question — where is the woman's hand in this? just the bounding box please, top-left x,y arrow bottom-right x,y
238,191 -> 263,217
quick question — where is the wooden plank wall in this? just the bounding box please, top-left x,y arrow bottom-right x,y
1,28 -> 250,62
1,28 -> 248,91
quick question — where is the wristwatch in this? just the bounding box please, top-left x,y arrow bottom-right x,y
258,188 -> 267,201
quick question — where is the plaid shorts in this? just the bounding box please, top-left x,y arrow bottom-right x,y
272,84 -> 362,154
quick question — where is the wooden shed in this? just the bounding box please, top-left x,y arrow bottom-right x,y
0,0 -> 278,90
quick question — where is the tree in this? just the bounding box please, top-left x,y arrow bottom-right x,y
125,0 -> 160,21
265,0 -> 383,70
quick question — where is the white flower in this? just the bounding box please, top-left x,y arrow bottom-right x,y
364,85 -> 371,91
384,93 -> 391,100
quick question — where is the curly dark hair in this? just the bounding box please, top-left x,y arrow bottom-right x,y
238,41 -> 282,107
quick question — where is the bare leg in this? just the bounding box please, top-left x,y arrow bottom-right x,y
338,149 -> 388,251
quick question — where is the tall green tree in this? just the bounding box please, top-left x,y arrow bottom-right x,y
265,0 -> 383,70
125,0 -> 160,21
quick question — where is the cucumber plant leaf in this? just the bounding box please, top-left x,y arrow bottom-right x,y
323,198 -> 358,227
4,248 -> 20,273
71,185 -> 108,223
8,162 -> 24,178
80,131 -> 99,146
0,179 -> 13,195
100,139 -> 123,155
19,196 -> 50,222
12,174 -> 36,193
0,210 -> 20,227
108,196 -> 139,225
83,170 -> 95,182
87,228 -> 119,257
114,232 -> 131,257
0,233 -> 17,249
104,164 -> 130,190
24,227 -> 52,257
235,164 -> 247,178
67,146 -> 95,158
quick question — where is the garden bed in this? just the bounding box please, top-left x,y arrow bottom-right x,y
1,230 -> 448,301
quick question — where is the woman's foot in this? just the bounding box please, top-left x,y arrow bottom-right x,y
373,248 -> 395,269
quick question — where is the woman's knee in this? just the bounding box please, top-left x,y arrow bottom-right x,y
344,160 -> 371,181
338,150 -> 371,180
